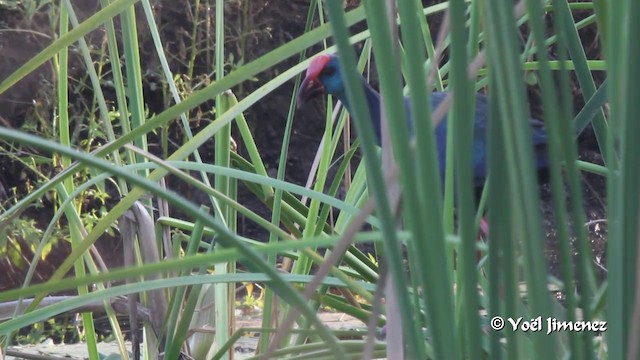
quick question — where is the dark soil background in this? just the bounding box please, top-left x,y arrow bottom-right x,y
0,0 -> 606,292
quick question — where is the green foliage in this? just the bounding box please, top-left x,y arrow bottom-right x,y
0,218 -> 65,267
235,282 -> 264,314
15,318 -> 72,345
0,0 -> 627,359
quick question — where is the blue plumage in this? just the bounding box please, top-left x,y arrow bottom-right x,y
298,54 -> 549,186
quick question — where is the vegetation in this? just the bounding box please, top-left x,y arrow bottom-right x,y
0,0 -> 629,359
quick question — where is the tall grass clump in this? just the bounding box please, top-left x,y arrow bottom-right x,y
0,0 -> 632,359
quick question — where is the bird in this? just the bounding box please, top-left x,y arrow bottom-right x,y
297,53 -> 549,188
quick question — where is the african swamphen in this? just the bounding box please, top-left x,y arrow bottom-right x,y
297,54 -> 549,187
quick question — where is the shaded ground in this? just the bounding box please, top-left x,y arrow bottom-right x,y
0,0 -> 607,286
0,0 -> 607,344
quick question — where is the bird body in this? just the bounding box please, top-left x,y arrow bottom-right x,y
298,54 -> 549,187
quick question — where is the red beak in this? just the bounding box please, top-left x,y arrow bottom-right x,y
297,54 -> 331,107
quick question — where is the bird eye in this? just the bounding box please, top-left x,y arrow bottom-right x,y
323,66 -> 336,76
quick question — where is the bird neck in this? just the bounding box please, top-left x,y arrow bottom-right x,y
335,77 -> 383,145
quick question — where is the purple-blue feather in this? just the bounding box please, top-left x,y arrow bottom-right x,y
316,55 -> 549,186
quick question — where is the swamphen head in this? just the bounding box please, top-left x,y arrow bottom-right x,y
297,53 -> 383,141
298,54 -> 346,103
